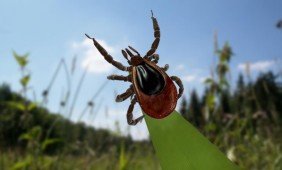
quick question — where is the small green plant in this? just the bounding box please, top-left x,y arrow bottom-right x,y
12,126 -> 61,170
12,52 -> 36,125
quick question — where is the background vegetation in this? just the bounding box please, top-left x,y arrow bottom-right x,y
0,39 -> 281,169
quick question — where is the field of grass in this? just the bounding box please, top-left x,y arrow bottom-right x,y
0,149 -> 160,170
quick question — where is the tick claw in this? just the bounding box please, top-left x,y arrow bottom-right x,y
116,96 -> 124,102
85,33 -> 92,39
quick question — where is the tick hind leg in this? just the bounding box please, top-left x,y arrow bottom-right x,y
85,34 -> 130,71
171,76 -> 184,99
107,74 -> 131,82
116,85 -> 134,102
144,11 -> 160,58
127,96 -> 144,125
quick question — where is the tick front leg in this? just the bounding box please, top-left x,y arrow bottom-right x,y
171,76 -> 184,99
116,85 -> 134,102
127,96 -> 144,125
144,11 -> 160,58
107,74 -> 131,82
85,34 -> 130,72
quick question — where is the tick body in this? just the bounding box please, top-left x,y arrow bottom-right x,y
86,11 -> 184,125
132,59 -> 178,119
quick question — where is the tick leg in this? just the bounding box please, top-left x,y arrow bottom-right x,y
162,64 -> 169,71
116,85 -> 134,102
128,46 -> 140,56
144,11 -> 160,58
107,74 -> 131,82
85,34 -> 130,71
171,76 -> 184,99
127,96 -> 144,125
125,48 -> 134,57
121,50 -> 131,65
148,54 -> 159,63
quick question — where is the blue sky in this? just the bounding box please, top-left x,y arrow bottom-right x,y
1,0 -> 282,140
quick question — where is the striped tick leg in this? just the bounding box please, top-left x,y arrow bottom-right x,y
107,75 -> 131,82
144,11 -> 161,58
171,76 -> 184,99
85,34 -> 130,72
116,85 -> 134,102
127,96 -> 144,125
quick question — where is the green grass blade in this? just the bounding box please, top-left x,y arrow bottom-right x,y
144,110 -> 239,170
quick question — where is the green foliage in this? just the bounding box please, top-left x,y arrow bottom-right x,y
6,101 -> 25,111
19,126 -> 42,141
12,155 -> 32,170
41,138 -> 62,152
118,142 -> 129,170
1,151 -> 160,170
20,75 -> 30,87
205,42 -> 233,113
0,83 -> 143,152
13,51 -> 29,68
180,40 -> 282,169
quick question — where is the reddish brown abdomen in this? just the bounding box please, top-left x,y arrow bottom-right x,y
132,60 -> 177,119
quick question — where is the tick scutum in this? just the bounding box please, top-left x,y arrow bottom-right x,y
136,62 -> 165,95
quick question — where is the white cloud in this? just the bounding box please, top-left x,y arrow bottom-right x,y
199,76 -> 209,83
238,60 -> 275,72
176,64 -> 185,71
182,75 -> 196,82
71,38 -> 116,74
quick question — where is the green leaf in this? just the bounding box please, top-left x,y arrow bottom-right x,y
219,43 -> 233,62
204,78 -> 214,85
207,93 -> 216,110
219,78 -> 230,88
41,138 -> 62,151
118,142 -> 129,170
144,111 -> 239,170
20,75 -> 30,87
27,102 -> 37,111
6,101 -> 25,111
13,51 -> 29,68
19,133 -> 33,141
19,126 -> 42,141
12,155 -> 32,170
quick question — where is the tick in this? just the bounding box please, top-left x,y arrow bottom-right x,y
85,11 -> 184,125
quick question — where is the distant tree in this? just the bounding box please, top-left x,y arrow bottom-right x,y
234,74 -> 246,114
0,83 -> 12,102
253,72 -> 282,122
188,90 -> 202,127
237,74 -> 245,92
0,84 -> 143,154
220,90 -> 232,114
179,96 -> 188,121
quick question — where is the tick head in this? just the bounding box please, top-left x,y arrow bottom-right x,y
131,56 -> 144,66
